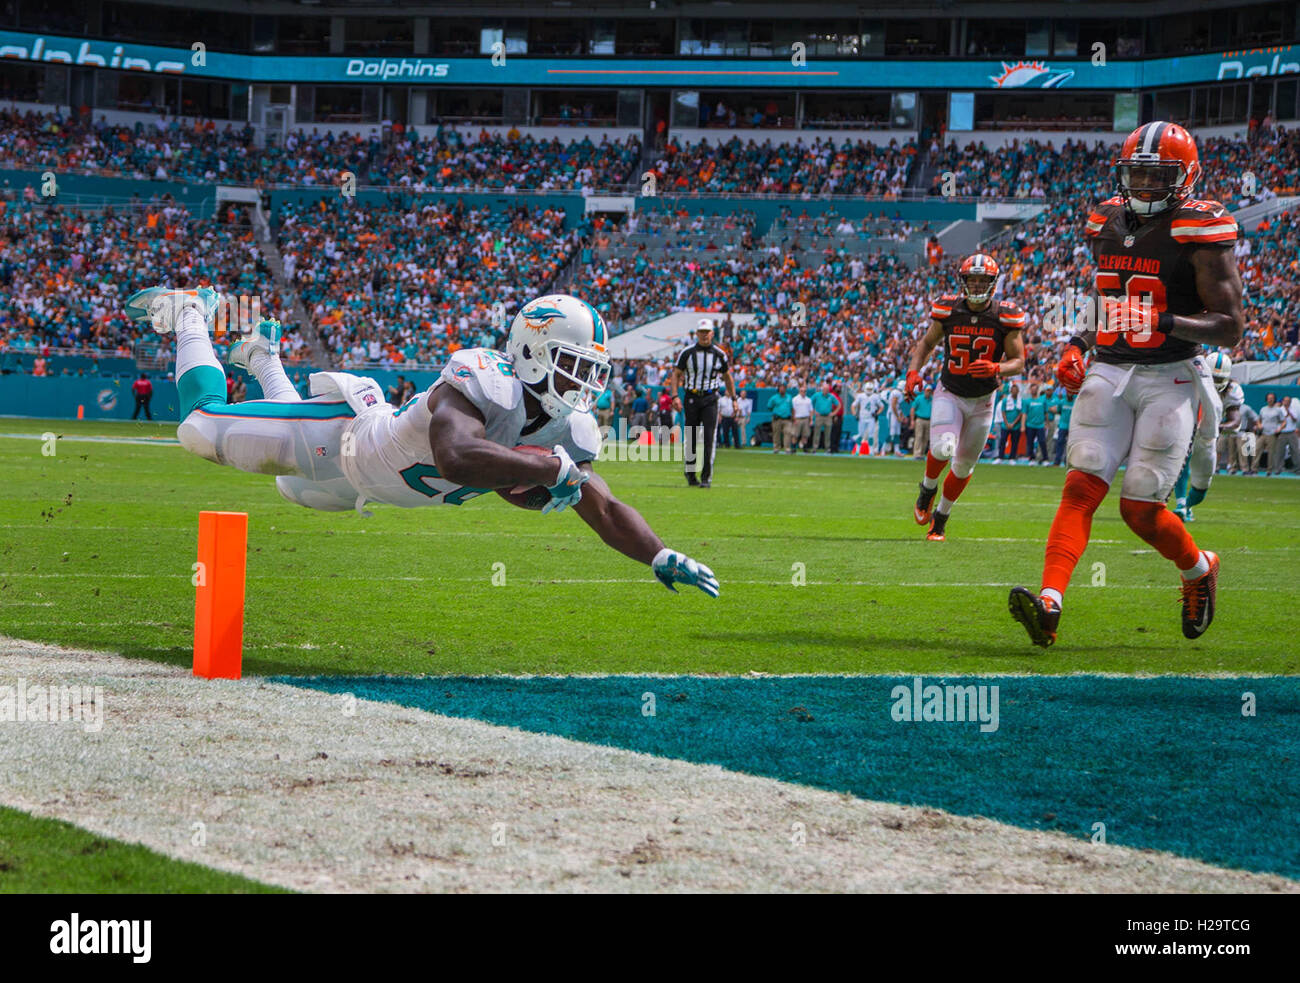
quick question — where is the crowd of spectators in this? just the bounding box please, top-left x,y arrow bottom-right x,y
922,125 -> 1299,206
1,111 -> 1296,389
0,109 -> 641,191
273,197 -> 583,368
0,196 -> 302,365
650,136 -> 917,196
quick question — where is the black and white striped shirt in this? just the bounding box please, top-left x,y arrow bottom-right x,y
676,343 -> 730,395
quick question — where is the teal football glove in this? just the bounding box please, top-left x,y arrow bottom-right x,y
652,548 -> 720,598
542,445 -> 589,515
1187,485 -> 1208,508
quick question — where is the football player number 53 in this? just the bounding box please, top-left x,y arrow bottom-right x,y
947,335 -> 998,374
1095,272 -> 1168,348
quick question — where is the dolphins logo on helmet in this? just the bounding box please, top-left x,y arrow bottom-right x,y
506,294 -> 612,419
1207,351 -> 1233,393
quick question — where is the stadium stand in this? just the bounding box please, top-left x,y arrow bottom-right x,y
0,109 -> 642,191
1,110 -> 1296,398
273,197 -> 583,368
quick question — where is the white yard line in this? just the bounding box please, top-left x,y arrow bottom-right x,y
0,635 -> 1293,894
0,572 -> 1277,590
0,432 -> 181,446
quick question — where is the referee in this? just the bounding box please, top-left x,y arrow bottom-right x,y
671,318 -> 736,488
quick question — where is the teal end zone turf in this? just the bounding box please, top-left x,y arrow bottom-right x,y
279,674 -> 1300,880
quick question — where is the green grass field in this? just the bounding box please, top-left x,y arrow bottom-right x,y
0,806 -> 284,893
3,417 -> 1297,677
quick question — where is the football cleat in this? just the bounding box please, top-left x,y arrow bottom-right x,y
1180,551 -> 1219,640
926,511 -> 949,541
914,482 -> 937,525
1008,586 -> 1060,648
227,317 -> 283,370
125,286 -> 219,334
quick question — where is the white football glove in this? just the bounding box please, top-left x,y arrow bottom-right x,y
652,548 -> 720,598
543,445 -> 589,515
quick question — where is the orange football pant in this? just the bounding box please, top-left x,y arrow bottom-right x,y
925,452 -> 946,481
1043,471 -> 1202,597
1041,470 -> 1109,598
942,470 -> 971,503
1118,498 -> 1200,570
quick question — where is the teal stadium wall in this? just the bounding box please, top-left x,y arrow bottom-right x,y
636,196 -> 976,230
0,169 -> 218,216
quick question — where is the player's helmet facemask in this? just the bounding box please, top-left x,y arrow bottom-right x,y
539,345 -> 611,415
1115,121 -> 1201,218
507,294 -> 612,419
957,253 -> 999,309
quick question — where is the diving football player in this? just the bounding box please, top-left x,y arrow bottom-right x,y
124,288 -> 719,597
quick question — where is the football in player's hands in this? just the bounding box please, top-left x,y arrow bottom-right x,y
494,444 -> 554,511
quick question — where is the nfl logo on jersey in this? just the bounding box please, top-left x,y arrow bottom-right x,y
363,393 -> 377,407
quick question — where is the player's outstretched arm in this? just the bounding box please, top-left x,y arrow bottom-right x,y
427,387 -> 563,490
573,465 -> 719,596
1173,247 -> 1246,348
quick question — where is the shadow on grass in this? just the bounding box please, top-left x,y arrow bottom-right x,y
111,643 -> 336,679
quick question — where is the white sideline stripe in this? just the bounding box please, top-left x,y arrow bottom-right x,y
0,432 -> 181,446
1,635 -> 1292,895
0,526 -> 1127,545
0,572 -> 1275,590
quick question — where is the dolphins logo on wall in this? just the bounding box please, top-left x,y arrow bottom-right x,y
989,60 -> 1075,88
96,389 -> 117,411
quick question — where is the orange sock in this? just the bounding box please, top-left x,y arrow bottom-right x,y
941,470 -> 971,502
1042,470 -> 1110,598
925,452 -> 947,481
1119,498 -> 1200,569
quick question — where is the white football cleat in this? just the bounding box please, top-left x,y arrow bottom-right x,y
124,286 -> 219,334
227,317 -> 283,370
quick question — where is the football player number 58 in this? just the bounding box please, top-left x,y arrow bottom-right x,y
1095,272 -> 1168,348
947,335 -> 997,374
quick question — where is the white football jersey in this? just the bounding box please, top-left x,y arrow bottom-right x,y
340,348 -> 601,508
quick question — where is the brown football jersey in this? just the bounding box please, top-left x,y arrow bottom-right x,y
1085,195 -> 1238,365
931,295 -> 1026,398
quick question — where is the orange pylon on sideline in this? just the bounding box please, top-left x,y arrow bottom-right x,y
193,511 -> 248,680
76,405 -> 84,420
